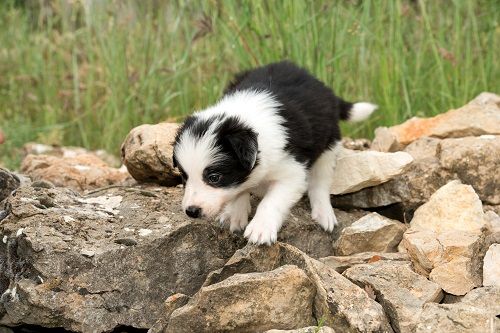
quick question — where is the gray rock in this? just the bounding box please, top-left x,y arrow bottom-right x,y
343,261 -> 443,333
165,265 -> 316,333
0,168 -> 19,203
0,184 -> 365,332
320,252 -> 409,273
334,213 -> 407,255
416,287 -> 500,333
0,185 -> 245,332
170,243 -> 393,333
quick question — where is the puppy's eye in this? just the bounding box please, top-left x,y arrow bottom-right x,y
207,173 -> 221,184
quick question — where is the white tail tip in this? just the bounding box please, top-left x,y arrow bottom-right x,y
349,102 -> 377,122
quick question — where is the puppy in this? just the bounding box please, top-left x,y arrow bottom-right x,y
172,61 -> 376,245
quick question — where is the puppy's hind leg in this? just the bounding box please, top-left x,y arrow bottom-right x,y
219,192 -> 251,233
308,143 -> 342,232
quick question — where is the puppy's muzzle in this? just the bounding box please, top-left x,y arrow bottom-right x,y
185,205 -> 202,218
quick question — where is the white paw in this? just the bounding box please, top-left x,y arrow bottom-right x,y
243,217 -> 277,245
220,199 -> 250,233
311,204 -> 338,232
229,210 -> 249,233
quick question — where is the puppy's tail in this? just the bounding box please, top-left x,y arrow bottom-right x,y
339,100 -> 378,122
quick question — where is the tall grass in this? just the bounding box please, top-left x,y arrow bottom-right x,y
0,0 -> 498,169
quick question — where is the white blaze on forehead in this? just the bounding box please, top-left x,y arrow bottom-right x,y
174,129 -> 219,179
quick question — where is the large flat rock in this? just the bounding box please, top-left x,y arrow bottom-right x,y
330,150 -> 413,195
0,183 -> 365,332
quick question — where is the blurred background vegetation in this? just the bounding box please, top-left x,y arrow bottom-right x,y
0,0 -> 498,169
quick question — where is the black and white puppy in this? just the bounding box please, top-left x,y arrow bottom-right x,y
173,61 -> 376,245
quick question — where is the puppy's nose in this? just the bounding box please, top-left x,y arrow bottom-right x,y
185,205 -> 202,218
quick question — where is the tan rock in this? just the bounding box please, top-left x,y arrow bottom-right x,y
343,261 -> 443,333
121,122 -> 180,186
416,286 -> 500,333
334,135 -> 499,210
23,143 -> 121,168
165,265 -> 316,333
371,126 -> 402,152
373,92 -> 500,147
438,135 -> 500,205
401,181 -> 489,295
334,213 -> 407,255
320,252 -> 409,273
410,180 -> 487,235
331,150 -> 413,195
483,244 -> 500,287
20,154 -> 130,192
403,229 -> 486,296
193,244 -> 393,333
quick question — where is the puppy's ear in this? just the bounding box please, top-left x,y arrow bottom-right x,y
227,129 -> 258,171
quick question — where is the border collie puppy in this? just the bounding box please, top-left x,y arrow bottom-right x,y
173,61 -> 376,245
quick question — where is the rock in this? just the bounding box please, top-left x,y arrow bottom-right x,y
148,293 -> 190,333
20,154 -> 131,193
332,137 -> 449,212
334,213 -> 407,255
330,149 -> 413,195
401,181 -> 489,295
23,143 -> 122,168
334,135 -> 499,211
409,180 -> 487,234
174,243 -> 393,333
341,137 -> 371,151
404,230 -> 485,295
416,287 -> 500,333
121,122 -> 180,186
0,168 -> 20,203
0,184 -> 366,331
483,244 -> 500,287
372,92 -> 500,148
265,327 -> 335,333
165,265 -> 316,332
438,135 -> 500,205
343,261 -> 443,333
371,127 -> 402,152
0,184 -> 245,332
277,203 -> 368,258
320,252 -> 409,273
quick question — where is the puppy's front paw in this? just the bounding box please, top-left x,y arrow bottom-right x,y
311,204 -> 338,232
243,217 -> 277,245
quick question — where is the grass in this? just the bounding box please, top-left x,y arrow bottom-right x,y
0,0 -> 498,169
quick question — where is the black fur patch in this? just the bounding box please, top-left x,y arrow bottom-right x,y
203,116 -> 259,187
224,60 -> 352,166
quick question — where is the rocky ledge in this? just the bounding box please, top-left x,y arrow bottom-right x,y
0,92 -> 499,333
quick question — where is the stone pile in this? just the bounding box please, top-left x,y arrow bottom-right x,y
0,93 -> 498,332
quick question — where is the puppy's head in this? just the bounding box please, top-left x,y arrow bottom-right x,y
173,115 -> 258,218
